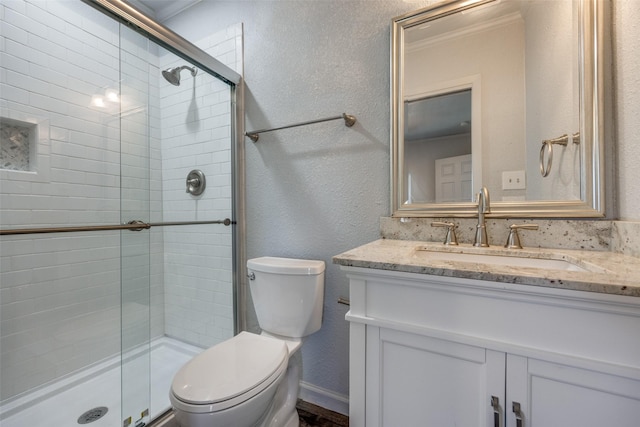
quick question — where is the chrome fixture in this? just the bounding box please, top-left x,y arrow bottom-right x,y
186,169 -> 206,196
539,132 -> 580,177
491,396 -> 500,427
431,221 -> 458,245
245,113 -> 357,142
504,223 -> 539,249
473,187 -> 490,247
162,65 -> 198,86
0,219 -> 233,236
512,401 -> 523,427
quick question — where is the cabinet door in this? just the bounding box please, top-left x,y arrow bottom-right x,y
506,354 -> 640,427
366,327 -> 505,427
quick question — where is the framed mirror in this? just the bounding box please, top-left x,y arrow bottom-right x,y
391,0 -> 605,218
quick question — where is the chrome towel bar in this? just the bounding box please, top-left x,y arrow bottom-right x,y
337,297 -> 351,306
245,113 -> 356,142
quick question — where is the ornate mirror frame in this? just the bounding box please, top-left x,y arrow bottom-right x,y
391,0 -> 605,218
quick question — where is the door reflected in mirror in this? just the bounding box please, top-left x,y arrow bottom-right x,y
391,0 -> 605,218
404,89 -> 473,204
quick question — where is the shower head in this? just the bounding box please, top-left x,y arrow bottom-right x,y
162,65 -> 198,86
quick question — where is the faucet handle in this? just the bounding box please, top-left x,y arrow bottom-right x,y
431,222 -> 459,245
504,224 -> 539,249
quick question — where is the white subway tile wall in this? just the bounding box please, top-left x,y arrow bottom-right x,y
0,121 -> 32,171
159,24 -> 243,348
119,24 -> 160,361
0,0 -> 126,401
0,0 -> 241,402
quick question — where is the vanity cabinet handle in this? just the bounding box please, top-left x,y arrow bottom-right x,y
512,401 -> 523,427
491,396 -> 501,427
431,221 -> 458,245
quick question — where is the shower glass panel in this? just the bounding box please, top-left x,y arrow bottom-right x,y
0,1 -> 240,425
119,23 -> 153,426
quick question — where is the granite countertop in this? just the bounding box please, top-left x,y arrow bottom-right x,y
333,239 -> 640,297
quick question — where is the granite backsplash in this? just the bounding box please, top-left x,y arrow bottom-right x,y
380,217 -> 640,257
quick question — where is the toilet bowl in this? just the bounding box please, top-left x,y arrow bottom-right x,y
170,257 -> 325,427
170,332 -> 290,427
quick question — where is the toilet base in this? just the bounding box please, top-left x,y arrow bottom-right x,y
262,350 -> 301,427
281,410 -> 300,427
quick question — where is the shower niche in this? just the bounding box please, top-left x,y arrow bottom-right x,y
0,113 -> 50,183
0,118 -> 37,172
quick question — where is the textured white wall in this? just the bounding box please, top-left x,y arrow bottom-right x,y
614,0 -> 640,220
166,0 -> 640,412
166,0 -> 436,411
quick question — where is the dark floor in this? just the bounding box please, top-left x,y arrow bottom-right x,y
297,399 -> 349,427
152,400 -> 348,427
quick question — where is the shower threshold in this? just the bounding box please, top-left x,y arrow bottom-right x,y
0,337 -> 202,427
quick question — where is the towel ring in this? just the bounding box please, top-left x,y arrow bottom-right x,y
539,132 -> 580,177
539,140 -> 554,177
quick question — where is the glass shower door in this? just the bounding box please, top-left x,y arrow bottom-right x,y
119,23 -> 153,427
116,18 -> 239,425
0,1 -> 239,426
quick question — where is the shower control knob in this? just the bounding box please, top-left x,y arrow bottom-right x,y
186,169 -> 206,196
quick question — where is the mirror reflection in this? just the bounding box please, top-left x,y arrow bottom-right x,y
392,0 -> 604,217
404,89 -> 473,204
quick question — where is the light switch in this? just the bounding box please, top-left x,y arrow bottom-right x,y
502,170 -> 526,190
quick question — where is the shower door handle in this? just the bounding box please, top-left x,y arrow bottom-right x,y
125,219 -> 234,231
126,220 -> 149,231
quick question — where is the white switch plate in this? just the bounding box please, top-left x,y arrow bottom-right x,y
502,170 -> 526,190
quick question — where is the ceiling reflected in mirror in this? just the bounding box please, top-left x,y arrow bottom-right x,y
405,90 -> 471,140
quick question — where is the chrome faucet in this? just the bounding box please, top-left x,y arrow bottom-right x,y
473,187 -> 491,247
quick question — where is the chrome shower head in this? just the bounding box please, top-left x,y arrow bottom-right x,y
162,65 -> 198,86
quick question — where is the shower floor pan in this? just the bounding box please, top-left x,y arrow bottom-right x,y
0,337 -> 202,427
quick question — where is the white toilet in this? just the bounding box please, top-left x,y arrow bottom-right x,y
169,256 -> 325,427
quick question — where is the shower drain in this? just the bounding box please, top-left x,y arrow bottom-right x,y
77,407 -> 108,424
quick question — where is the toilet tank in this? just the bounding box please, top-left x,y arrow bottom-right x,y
247,257 -> 325,338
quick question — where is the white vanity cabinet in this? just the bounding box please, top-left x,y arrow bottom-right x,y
343,267 -> 640,427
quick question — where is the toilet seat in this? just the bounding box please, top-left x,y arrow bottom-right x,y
170,332 -> 288,413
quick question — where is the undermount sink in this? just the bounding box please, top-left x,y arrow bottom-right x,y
413,246 -> 591,273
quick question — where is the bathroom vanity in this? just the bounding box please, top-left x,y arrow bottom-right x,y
334,239 -> 640,427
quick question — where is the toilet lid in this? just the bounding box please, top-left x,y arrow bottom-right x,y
171,332 -> 288,406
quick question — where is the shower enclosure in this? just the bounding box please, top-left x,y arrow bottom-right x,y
0,0 -> 244,425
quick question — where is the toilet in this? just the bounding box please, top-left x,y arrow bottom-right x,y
169,256 -> 325,427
